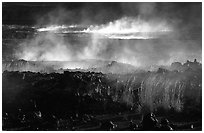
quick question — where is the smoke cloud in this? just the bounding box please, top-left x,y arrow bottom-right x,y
13,2 -> 201,68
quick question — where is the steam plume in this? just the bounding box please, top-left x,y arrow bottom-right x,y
14,3 -> 201,69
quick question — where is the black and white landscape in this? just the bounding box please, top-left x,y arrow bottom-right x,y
2,2 -> 202,131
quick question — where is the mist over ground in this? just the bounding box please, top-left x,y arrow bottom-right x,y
3,2 -> 202,68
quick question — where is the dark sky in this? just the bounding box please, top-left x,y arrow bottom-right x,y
2,2 -> 122,25
2,2 -> 202,29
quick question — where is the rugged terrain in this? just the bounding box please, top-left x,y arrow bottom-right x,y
2,61 -> 202,130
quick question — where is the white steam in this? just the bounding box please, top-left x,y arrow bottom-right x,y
16,33 -> 73,61
83,17 -> 171,39
16,16 -> 201,69
36,17 -> 172,40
